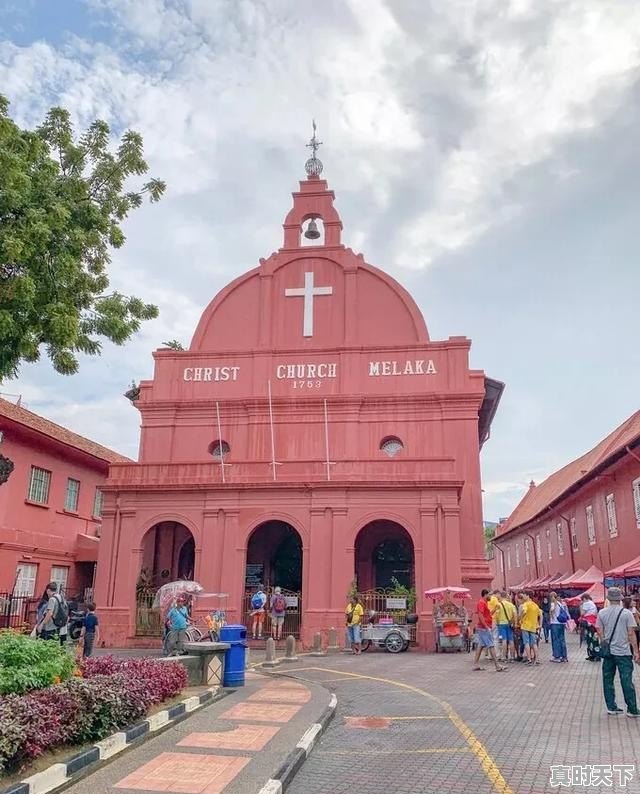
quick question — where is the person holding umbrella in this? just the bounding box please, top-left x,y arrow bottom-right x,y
165,596 -> 190,655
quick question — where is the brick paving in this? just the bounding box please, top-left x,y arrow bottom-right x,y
283,634 -> 640,794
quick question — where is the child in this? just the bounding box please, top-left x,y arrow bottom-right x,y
80,603 -> 99,658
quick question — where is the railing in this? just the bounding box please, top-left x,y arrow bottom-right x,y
108,458 -> 456,487
135,590 -> 163,636
242,588 -> 302,639
359,588 -> 417,643
0,593 -> 38,631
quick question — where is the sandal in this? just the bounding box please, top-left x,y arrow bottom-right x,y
472,666 -> 486,671
495,666 -> 507,672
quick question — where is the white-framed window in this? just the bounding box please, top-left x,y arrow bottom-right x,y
586,505 -> 596,545
507,545 -> 512,570
499,552 -> 504,572
546,528 -> 552,559
606,493 -> 618,538
633,478 -> 640,529
15,563 -> 38,597
570,517 -> 578,551
515,543 -> 521,568
93,488 -> 104,518
556,522 -> 564,556
525,538 -> 531,565
64,478 -> 80,512
49,566 -> 69,595
535,534 -> 542,562
27,466 -> 51,504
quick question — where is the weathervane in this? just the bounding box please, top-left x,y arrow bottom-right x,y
305,119 -> 323,177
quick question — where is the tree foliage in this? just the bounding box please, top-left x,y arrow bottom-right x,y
0,94 -> 166,379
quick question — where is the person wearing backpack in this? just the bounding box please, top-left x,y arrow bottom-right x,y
35,581 -> 69,641
596,587 -> 640,717
250,587 -> 267,639
270,587 -> 287,641
549,591 -> 569,662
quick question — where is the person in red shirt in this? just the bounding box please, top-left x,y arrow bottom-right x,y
473,589 -> 506,672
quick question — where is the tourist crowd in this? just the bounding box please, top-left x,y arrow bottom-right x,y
474,586 -> 640,716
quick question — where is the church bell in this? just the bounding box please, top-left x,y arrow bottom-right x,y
304,218 -> 321,240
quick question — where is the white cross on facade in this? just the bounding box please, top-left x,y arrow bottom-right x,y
284,271 -> 333,337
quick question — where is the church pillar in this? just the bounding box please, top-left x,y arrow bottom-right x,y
220,510 -> 243,623
419,507 -> 439,649
331,508 -> 351,610
306,507 -> 330,612
200,509 -> 222,592
443,506 -> 463,586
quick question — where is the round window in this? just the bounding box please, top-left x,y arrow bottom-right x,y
380,437 -> 404,457
209,440 -> 230,459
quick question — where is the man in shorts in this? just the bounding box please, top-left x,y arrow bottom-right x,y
270,587 -> 287,641
496,590 -> 516,661
473,589 -> 506,672
517,592 -> 542,665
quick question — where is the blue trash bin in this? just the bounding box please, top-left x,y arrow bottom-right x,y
220,624 -> 247,687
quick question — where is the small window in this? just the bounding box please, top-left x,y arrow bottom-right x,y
15,563 -> 38,597
586,505 -> 596,545
570,517 -> 578,551
535,534 -> 542,562
506,545 -> 512,570
50,565 -> 69,595
556,522 -> 564,556
515,543 -> 520,568
209,440 -> 230,460
64,478 -> 80,512
606,494 -> 618,538
28,466 -> 51,504
524,538 -> 531,565
545,528 -> 552,560
633,478 -> 640,529
93,488 -> 104,518
380,437 -> 404,457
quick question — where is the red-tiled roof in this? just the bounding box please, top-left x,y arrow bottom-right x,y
498,411 -> 640,537
0,398 -> 131,465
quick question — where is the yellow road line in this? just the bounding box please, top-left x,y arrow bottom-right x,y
385,715 -> 449,721
278,667 -> 514,794
322,748 -> 471,756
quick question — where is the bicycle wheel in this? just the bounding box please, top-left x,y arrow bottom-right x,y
186,626 -> 203,642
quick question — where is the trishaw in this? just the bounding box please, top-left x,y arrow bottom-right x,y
425,586 -> 471,653
360,611 -> 417,653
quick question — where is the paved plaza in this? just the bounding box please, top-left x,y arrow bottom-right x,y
280,634 -> 640,794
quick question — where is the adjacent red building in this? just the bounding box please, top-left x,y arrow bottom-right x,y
0,397 -> 130,617
493,411 -> 640,590
94,145 -> 503,649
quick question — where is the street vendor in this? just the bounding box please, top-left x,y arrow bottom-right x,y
345,594 -> 364,655
165,596 -> 190,655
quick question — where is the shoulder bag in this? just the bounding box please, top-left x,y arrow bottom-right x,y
600,608 -> 624,659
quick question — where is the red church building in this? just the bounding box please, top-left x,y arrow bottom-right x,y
95,137 -> 503,649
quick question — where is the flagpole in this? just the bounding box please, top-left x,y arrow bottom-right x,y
215,400 -> 225,483
324,398 -> 331,482
268,380 -> 277,481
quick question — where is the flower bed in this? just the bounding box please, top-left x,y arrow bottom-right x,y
0,654 -> 187,775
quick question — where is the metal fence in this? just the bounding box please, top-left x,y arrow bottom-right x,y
242,588 -> 302,639
135,590 -> 163,636
359,588 -> 417,643
0,593 -> 38,631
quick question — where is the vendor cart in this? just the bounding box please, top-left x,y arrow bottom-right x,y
425,586 -> 472,653
360,612 -> 416,653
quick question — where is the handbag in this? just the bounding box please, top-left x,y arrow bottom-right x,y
600,608 -> 624,659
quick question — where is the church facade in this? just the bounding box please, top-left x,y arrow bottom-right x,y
94,144 -> 503,649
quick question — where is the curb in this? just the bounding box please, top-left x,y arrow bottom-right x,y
1,687 -> 224,794
258,693 -> 337,794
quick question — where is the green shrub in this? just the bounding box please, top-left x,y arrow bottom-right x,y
0,631 -> 75,695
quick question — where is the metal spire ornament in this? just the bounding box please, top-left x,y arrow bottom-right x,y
305,120 -> 323,177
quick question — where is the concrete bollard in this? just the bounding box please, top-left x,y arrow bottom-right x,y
283,634 -> 299,662
262,636 -> 279,668
309,631 -> 327,657
328,627 -> 339,652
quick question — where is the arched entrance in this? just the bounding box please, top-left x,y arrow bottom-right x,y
135,521 -> 195,636
355,520 -> 416,635
244,521 -> 303,638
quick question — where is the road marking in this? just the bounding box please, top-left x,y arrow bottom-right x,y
278,667 -> 515,794
322,748 -> 471,755
385,715 -> 449,721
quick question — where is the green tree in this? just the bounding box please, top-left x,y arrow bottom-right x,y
0,95 -> 165,379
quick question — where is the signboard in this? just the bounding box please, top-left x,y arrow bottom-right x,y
284,596 -> 299,608
386,597 -> 407,610
245,564 -> 264,588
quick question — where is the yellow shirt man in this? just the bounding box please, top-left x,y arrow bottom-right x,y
495,598 -> 516,625
346,602 -> 364,626
487,594 -> 500,625
519,598 -> 542,633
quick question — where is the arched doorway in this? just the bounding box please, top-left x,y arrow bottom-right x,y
355,520 -> 416,634
244,521 -> 303,638
135,521 -> 195,636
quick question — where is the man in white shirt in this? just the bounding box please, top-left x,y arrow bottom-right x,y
596,587 -> 640,717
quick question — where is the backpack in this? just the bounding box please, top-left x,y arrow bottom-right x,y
52,595 -> 69,628
556,604 -> 570,624
273,594 -> 287,613
251,592 -> 265,610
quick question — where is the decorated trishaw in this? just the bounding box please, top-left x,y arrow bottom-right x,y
425,586 -> 472,652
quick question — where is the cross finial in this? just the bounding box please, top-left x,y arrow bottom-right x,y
305,120 -> 323,177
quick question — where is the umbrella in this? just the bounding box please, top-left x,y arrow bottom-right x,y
152,580 -> 204,610
424,586 -> 471,600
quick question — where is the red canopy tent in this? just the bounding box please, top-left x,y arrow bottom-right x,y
564,565 -> 602,589
566,581 -> 606,607
555,569 -> 585,587
605,554 -> 640,581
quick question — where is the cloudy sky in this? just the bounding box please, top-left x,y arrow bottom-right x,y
1,0 -> 638,522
